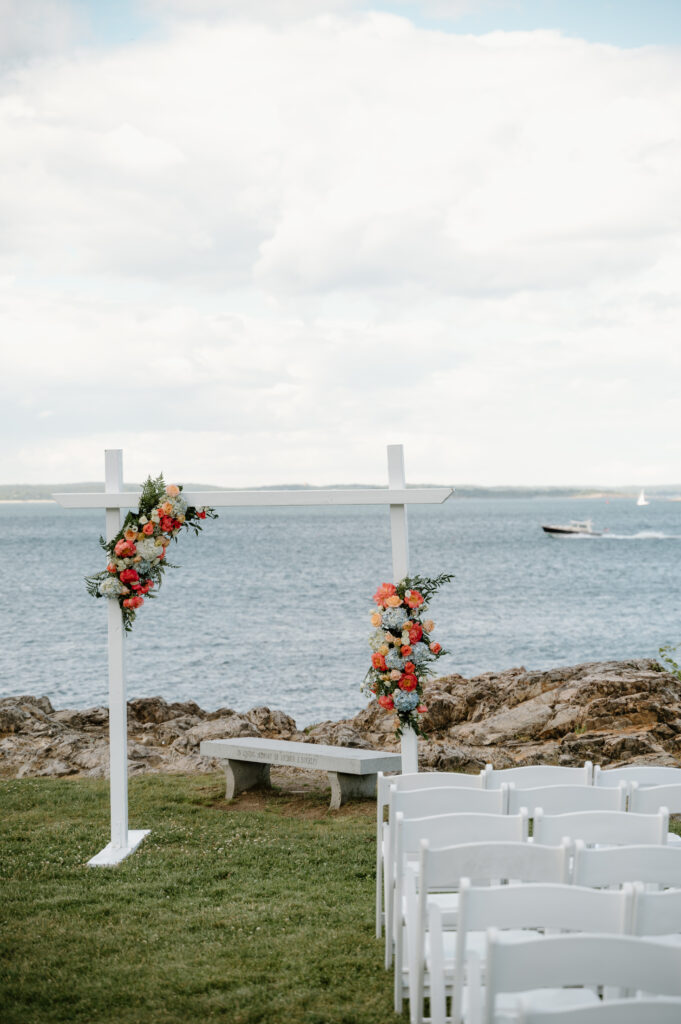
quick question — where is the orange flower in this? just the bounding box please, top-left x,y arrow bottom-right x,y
161,501 -> 173,515
124,528 -> 137,542
403,661 -> 415,673
373,582 -> 397,607
142,522 -> 155,535
401,645 -> 413,657
370,611 -> 382,627
399,674 -> 418,692
165,484 -> 180,497
430,642 -> 442,655
385,595 -> 403,607
371,652 -> 387,671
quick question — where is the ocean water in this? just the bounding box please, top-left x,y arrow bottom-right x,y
1,497 -> 680,727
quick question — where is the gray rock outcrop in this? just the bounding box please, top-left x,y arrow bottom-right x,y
1,659 -> 679,778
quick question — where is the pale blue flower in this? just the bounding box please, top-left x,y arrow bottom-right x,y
381,607 -> 408,631
409,642 -> 431,665
385,648 -> 405,671
394,691 -> 419,713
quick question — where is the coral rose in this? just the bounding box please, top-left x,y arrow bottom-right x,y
404,590 -> 424,609
403,661 -> 415,674
401,645 -> 413,657
370,612 -> 382,627
142,522 -> 155,535
430,642 -> 442,654
107,563 -> 116,573
385,595 -> 403,607
119,568 -> 139,584
165,484 -> 180,497
378,694 -> 395,711
114,538 -> 136,558
417,705 -> 428,714
373,582 -> 397,607
371,652 -> 387,671
399,674 -> 418,692
408,624 -> 423,644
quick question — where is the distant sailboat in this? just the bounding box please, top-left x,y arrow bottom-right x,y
637,489 -> 649,506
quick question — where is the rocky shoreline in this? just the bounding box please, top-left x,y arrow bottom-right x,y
2,659 -> 680,780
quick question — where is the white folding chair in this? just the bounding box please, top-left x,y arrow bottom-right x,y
516,997 -> 681,1023
507,783 -> 627,816
572,840 -> 681,889
533,808 -> 669,848
443,881 -> 632,1024
631,881 -> 681,943
593,764 -> 681,788
392,814 -> 529,1009
376,769 -> 486,936
483,932 -> 681,1024
485,763 -> 593,788
384,785 -> 510,963
410,840 -> 569,1023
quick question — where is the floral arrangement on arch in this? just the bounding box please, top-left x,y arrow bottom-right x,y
85,474 -> 217,631
362,573 -> 454,738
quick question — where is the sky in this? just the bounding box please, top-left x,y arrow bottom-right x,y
1,0 -> 680,487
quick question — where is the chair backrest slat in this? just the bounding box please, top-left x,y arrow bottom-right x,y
593,765 -> 681,788
572,840 -> 681,888
458,879 -> 632,934
485,763 -> 593,788
507,782 -> 626,816
629,782 -> 681,814
389,783 -> 508,821
420,838 -> 569,891
533,808 -> 669,847
397,809 -> 528,861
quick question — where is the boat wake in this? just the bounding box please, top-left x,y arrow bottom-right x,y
601,531 -> 680,540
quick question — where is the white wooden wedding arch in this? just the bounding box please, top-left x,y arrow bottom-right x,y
53,444 -> 452,865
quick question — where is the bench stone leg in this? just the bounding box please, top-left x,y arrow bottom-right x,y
328,771 -> 377,810
223,759 -> 271,799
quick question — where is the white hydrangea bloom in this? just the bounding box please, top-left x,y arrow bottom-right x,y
99,577 -> 126,598
135,537 -> 162,562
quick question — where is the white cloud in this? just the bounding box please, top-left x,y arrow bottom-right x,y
1,13 -> 680,484
0,0 -> 84,63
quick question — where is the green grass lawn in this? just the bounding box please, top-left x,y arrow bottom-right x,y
1,774 -> 401,1024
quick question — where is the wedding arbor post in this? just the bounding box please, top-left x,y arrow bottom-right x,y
53,444 -> 451,865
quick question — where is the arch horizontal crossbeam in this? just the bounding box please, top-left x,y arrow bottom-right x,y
52,487 -> 453,509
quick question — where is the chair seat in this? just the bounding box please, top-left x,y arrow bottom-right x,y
501,988 -> 599,1022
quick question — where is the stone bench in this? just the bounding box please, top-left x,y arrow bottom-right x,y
200,737 -> 402,810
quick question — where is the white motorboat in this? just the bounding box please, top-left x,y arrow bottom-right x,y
542,519 -> 601,537
637,489 -> 649,506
